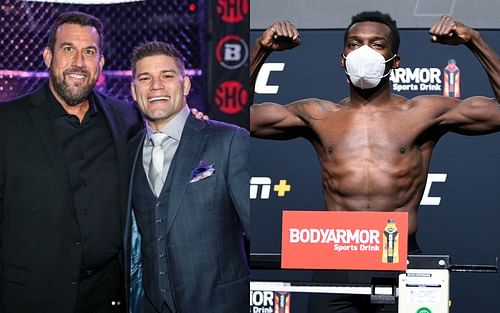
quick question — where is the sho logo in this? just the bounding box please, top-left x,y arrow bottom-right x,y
250,177 -> 291,199
216,35 -> 248,70
214,80 -> 247,114
216,0 -> 249,24
255,63 -> 285,94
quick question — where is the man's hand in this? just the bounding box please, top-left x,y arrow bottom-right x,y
429,16 -> 476,46
258,20 -> 301,51
190,108 -> 209,120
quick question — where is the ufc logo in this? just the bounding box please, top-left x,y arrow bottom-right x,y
255,63 -> 285,94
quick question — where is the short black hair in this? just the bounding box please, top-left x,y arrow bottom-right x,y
47,11 -> 104,53
131,41 -> 186,77
344,11 -> 400,54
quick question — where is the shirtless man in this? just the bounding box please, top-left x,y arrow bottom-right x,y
250,11 -> 499,313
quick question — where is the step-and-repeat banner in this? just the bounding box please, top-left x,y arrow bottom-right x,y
206,0 -> 249,128
250,29 -> 500,313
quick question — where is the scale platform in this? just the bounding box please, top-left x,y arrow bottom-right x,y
250,253 -> 497,313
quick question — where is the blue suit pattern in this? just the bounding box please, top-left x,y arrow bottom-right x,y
125,115 -> 250,313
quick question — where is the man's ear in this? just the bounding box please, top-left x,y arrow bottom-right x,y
182,76 -> 191,96
130,81 -> 137,101
99,55 -> 105,71
392,55 -> 401,69
340,53 -> 345,68
43,47 -> 52,69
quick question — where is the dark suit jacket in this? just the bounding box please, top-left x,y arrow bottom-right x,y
0,83 -> 143,313
125,115 -> 250,313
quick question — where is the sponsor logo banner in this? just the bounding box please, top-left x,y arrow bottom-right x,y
214,80 -> 248,114
207,0 -> 248,126
216,34 -> 249,70
216,0 -> 249,24
281,211 -> 408,271
390,67 -> 442,93
250,290 -> 291,313
443,59 -> 461,98
250,177 -> 292,199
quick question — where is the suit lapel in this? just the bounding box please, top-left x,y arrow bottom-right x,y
165,116 -> 206,234
95,94 -> 130,230
123,128 -> 146,293
126,129 -> 147,220
28,85 -> 72,200
96,94 -> 129,176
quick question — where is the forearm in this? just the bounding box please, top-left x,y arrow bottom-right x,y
466,30 -> 500,101
250,38 -> 271,105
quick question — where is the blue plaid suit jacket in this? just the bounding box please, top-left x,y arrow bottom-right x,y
124,115 -> 250,313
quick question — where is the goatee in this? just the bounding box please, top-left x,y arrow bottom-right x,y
50,67 -> 95,106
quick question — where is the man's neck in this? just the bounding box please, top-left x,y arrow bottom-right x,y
147,104 -> 190,134
349,81 -> 393,108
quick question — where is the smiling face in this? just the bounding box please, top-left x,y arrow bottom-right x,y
131,54 -> 191,130
43,23 -> 104,107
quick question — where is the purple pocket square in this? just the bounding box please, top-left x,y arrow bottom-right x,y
190,161 -> 215,183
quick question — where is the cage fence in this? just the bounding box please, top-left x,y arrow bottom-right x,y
0,0 -> 205,110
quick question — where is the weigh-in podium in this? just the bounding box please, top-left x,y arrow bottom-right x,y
251,211 -> 497,313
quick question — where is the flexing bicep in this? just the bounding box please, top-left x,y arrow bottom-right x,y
250,99 -> 313,139
439,96 -> 500,134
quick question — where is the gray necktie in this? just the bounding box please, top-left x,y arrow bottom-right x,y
148,132 -> 169,195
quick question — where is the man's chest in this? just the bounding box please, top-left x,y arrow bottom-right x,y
310,109 -> 430,152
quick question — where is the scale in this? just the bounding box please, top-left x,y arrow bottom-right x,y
250,253 -> 498,313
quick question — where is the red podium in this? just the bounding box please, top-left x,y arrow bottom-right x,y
281,211 -> 409,271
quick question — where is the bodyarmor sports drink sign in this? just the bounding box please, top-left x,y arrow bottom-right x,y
281,211 -> 408,271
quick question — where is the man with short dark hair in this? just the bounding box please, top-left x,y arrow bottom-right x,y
127,41 -> 250,313
0,11 -> 143,313
250,11 -> 499,313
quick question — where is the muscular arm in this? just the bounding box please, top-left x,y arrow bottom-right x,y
430,16 -> 500,133
251,99 -> 317,139
434,96 -> 500,134
466,31 -> 500,101
250,21 -> 305,139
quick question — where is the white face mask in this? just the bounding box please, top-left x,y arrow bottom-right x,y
343,45 -> 396,89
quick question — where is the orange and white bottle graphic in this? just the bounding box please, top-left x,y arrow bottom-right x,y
382,219 -> 399,263
274,292 -> 290,313
443,59 -> 461,98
